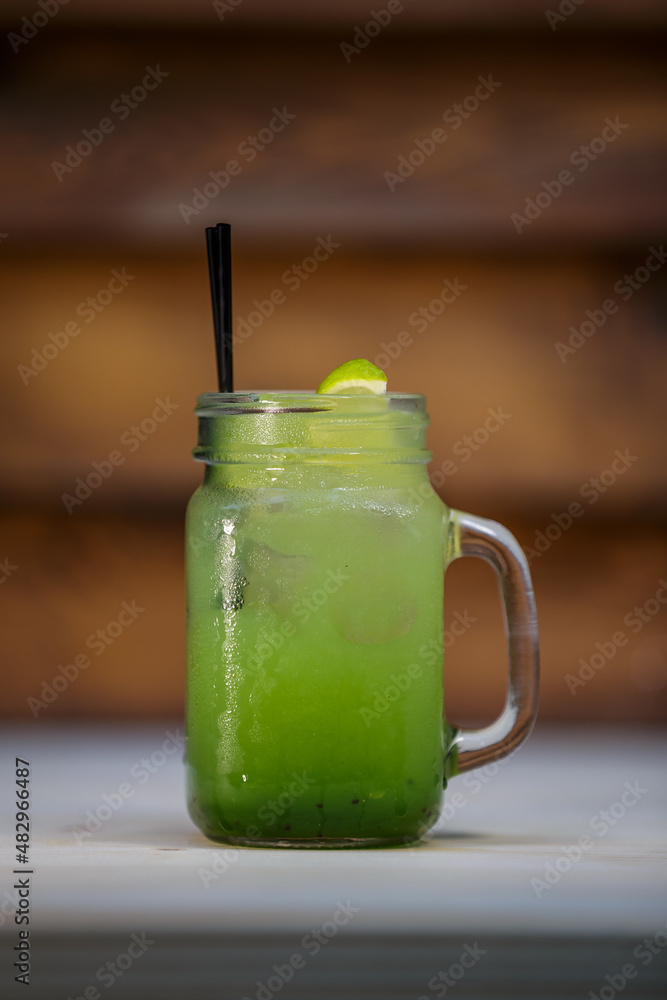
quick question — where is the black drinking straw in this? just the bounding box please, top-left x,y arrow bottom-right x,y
205,222 -> 234,392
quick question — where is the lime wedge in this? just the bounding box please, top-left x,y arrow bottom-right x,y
316,359 -> 388,395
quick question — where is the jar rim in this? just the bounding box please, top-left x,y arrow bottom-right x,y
195,391 -> 426,415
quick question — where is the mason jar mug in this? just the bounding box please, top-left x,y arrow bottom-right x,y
185,392 -> 539,848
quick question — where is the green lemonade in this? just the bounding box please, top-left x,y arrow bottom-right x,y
186,393 -> 452,846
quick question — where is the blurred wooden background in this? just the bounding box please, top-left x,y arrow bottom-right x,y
1,1 -> 666,723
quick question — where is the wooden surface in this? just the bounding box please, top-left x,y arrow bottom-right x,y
1,12 -> 666,725
0,723 -> 665,998
2,0 -> 667,28
0,32 -> 665,250
1,513 -> 667,723
2,253 -> 666,514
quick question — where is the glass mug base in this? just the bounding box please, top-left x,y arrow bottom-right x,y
206,834 -> 421,850
188,787 -> 443,849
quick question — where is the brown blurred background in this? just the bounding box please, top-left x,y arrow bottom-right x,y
1,0 -> 666,726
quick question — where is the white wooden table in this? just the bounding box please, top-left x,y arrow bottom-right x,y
1,724 -> 666,999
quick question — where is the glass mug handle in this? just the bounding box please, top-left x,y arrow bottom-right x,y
444,509 -> 540,776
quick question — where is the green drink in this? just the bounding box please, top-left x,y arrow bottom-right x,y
186,386 -> 539,848
187,392 -> 448,845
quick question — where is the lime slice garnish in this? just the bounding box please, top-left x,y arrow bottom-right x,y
316,359 -> 388,395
